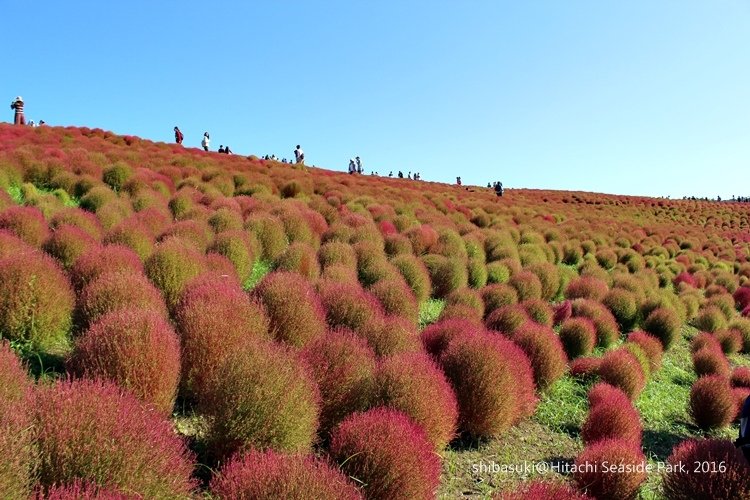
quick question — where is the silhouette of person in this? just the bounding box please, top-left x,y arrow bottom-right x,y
174,126 -> 184,145
10,96 -> 25,125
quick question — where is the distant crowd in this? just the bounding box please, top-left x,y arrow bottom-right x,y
681,195 -> 750,203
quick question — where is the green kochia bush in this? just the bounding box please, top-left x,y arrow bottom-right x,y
422,254 -> 468,299
210,449 -> 361,500
391,254 -> 431,303
145,237 -> 206,311
34,379 -> 197,497
0,252 -> 74,351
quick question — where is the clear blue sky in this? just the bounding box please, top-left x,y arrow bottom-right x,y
6,1 -> 749,198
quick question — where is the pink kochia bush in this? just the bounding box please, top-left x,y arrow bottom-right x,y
376,352 -> 459,449
689,374 -> 736,430
662,438 -> 750,500
0,251 -> 75,351
503,322 -> 567,390
35,480 -> 134,500
626,330 -> 664,373
440,333 -> 537,437
421,318 -> 485,358
0,205 -> 50,247
253,271 -> 327,347
318,279 -> 383,332
200,341 -> 320,459
175,276 -> 269,399
76,271 -> 168,329
70,244 -> 144,290
0,341 -> 34,498
210,449 -> 361,500
581,383 -> 642,446
43,223 -> 98,269
329,408 -> 441,500
33,379 -> 196,497
596,348 -> 646,400
573,439 -> 647,500
69,309 -> 181,414
495,480 -> 592,500
301,329 -> 378,435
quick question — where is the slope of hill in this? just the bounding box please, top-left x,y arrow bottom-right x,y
1,123 -> 750,498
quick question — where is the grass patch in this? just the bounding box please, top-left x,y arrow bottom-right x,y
533,375 -> 591,437
419,298 -> 445,329
243,260 -> 273,290
7,185 -> 23,204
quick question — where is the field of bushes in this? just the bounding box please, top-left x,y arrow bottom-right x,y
1,122 -> 750,498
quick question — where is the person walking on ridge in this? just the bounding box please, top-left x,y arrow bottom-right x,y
201,132 -> 210,151
174,126 -> 184,145
294,145 -> 305,165
348,158 -> 357,174
10,96 -> 25,125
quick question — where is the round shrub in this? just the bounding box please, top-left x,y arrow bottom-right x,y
481,284 -> 519,316
573,439 -> 646,500
485,303 -> 529,335
69,309 -> 180,414
663,438 -> 750,500
0,229 -> 35,258
175,276 -> 269,399
582,383 -> 642,446
210,449 -> 361,500
254,271 -> 326,348
505,322 -> 567,390
43,224 -> 98,269
208,230 -> 256,284
597,348 -> 646,400
691,331 -> 723,353
404,225 -> 438,255
508,270 -> 543,301
486,261 -> 511,284
602,288 -> 639,331
642,306 -> 682,349
318,280 -> 383,332
203,252 -> 241,284
391,254 -> 431,303
34,379 -> 196,497
302,329 -> 377,435
0,252 -> 74,351
421,318 -> 485,358
626,331 -> 663,373
50,207 -> 103,240
440,333 -> 537,437
571,299 -> 620,348
276,242 -> 321,280
422,254 -> 468,299
103,219 -> 155,261
318,241 -> 358,270
570,356 -> 601,379
467,258 -> 488,289
158,219 -> 214,252
690,374 -> 735,430
496,480 -> 591,500
246,215 -> 288,262
521,298 -> 554,327
692,347 -> 730,378
76,271 -> 167,329
559,317 -> 597,359
208,207 -> 244,233
553,299 -> 573,325
145,237 -> 206,311
376,352 -> 458,449
714,328 -> 743,355
731,366 -> 750,389
438,303 -> 484,324
361,315 -> 422,357
564,276 -> 608,301
729,318 -> 750,352
693,305 -> 728,333
734,286 -> 750,312
201,341 -> 320,459
329,407 -> 441,500
369,277 -> 419,324
527,262 -> 561,300
70,244 -> 143,290
0,205 -> 49,247
0,341 -> 34,498
446,287 -> 485,318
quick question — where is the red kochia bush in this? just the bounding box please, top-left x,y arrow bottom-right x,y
690,375 -> 735,430
70,244 -> 144,290
34,379 -> 196,497
0,252 -> 75,351
662,438 -> 750,500
43,224 -> 98,269
145,237 -> 206,310
626,331 -> 664,373
175,276 -> 269,399
369,277 -> 420,324
330,408 -> 441,500
0,341 -> 34,498
421,318 -> 485,358
210,449 -> 361,500
692,347 -> 730,378
714,328 -> 743,355
440,333 -> 537,437
302,329 -> 377,435
731,366 -> 750,389
571,299 -> 621,348
596,348 -> 646,400
318,280 -> 383,331
0,205 -> 49,247
376,352 -> 458,449
481,283 -> 519,316
573,439 -> 646,500
76,271 -> 168,329
559,317 -> 597,359
564,276 -> 609,301
570,356 -> 601,379
254,271 -> 327,347
582,383 -> 642,446
496,480 -> 592,500
485,303 -> 530,335
508,270 -> 544,301
553,299 -> 573,325
734,287 -> 750,312
505,322 -> 567,390
201,341 -> 320,459
36,480 -> 133,499
69,309 -> 181,414
642,306 -> 682,349
103,219 -> 155,261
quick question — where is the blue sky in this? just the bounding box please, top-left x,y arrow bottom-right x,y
6,1 -> 749,198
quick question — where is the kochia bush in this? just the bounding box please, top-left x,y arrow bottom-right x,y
505,322 -> 567,390
689,375 -> 735,431
596,348 -> 646,400
145,237 -> 206,311
70,244 -> 144,290
581,383 -> 642,446
0,205 -> 49,247
559,317 -> 597,359
573,439 -> 647,500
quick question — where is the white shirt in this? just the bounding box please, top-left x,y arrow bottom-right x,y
201,136 -> 210,148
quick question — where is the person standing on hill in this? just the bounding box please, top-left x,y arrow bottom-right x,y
294,145 -> 305,165
348,159 -> 357,174
174,126 -> 184,145
10,96 -> 25,125
494,181 -> 504,197
201,132 -> 210,151
355,156 -> 362,174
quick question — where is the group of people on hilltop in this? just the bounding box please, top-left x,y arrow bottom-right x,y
487,181 -> 503,197
348,157 -> 363,174
9,96 -> 44,126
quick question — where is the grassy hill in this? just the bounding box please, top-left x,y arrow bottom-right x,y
1,123 -> 750,498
